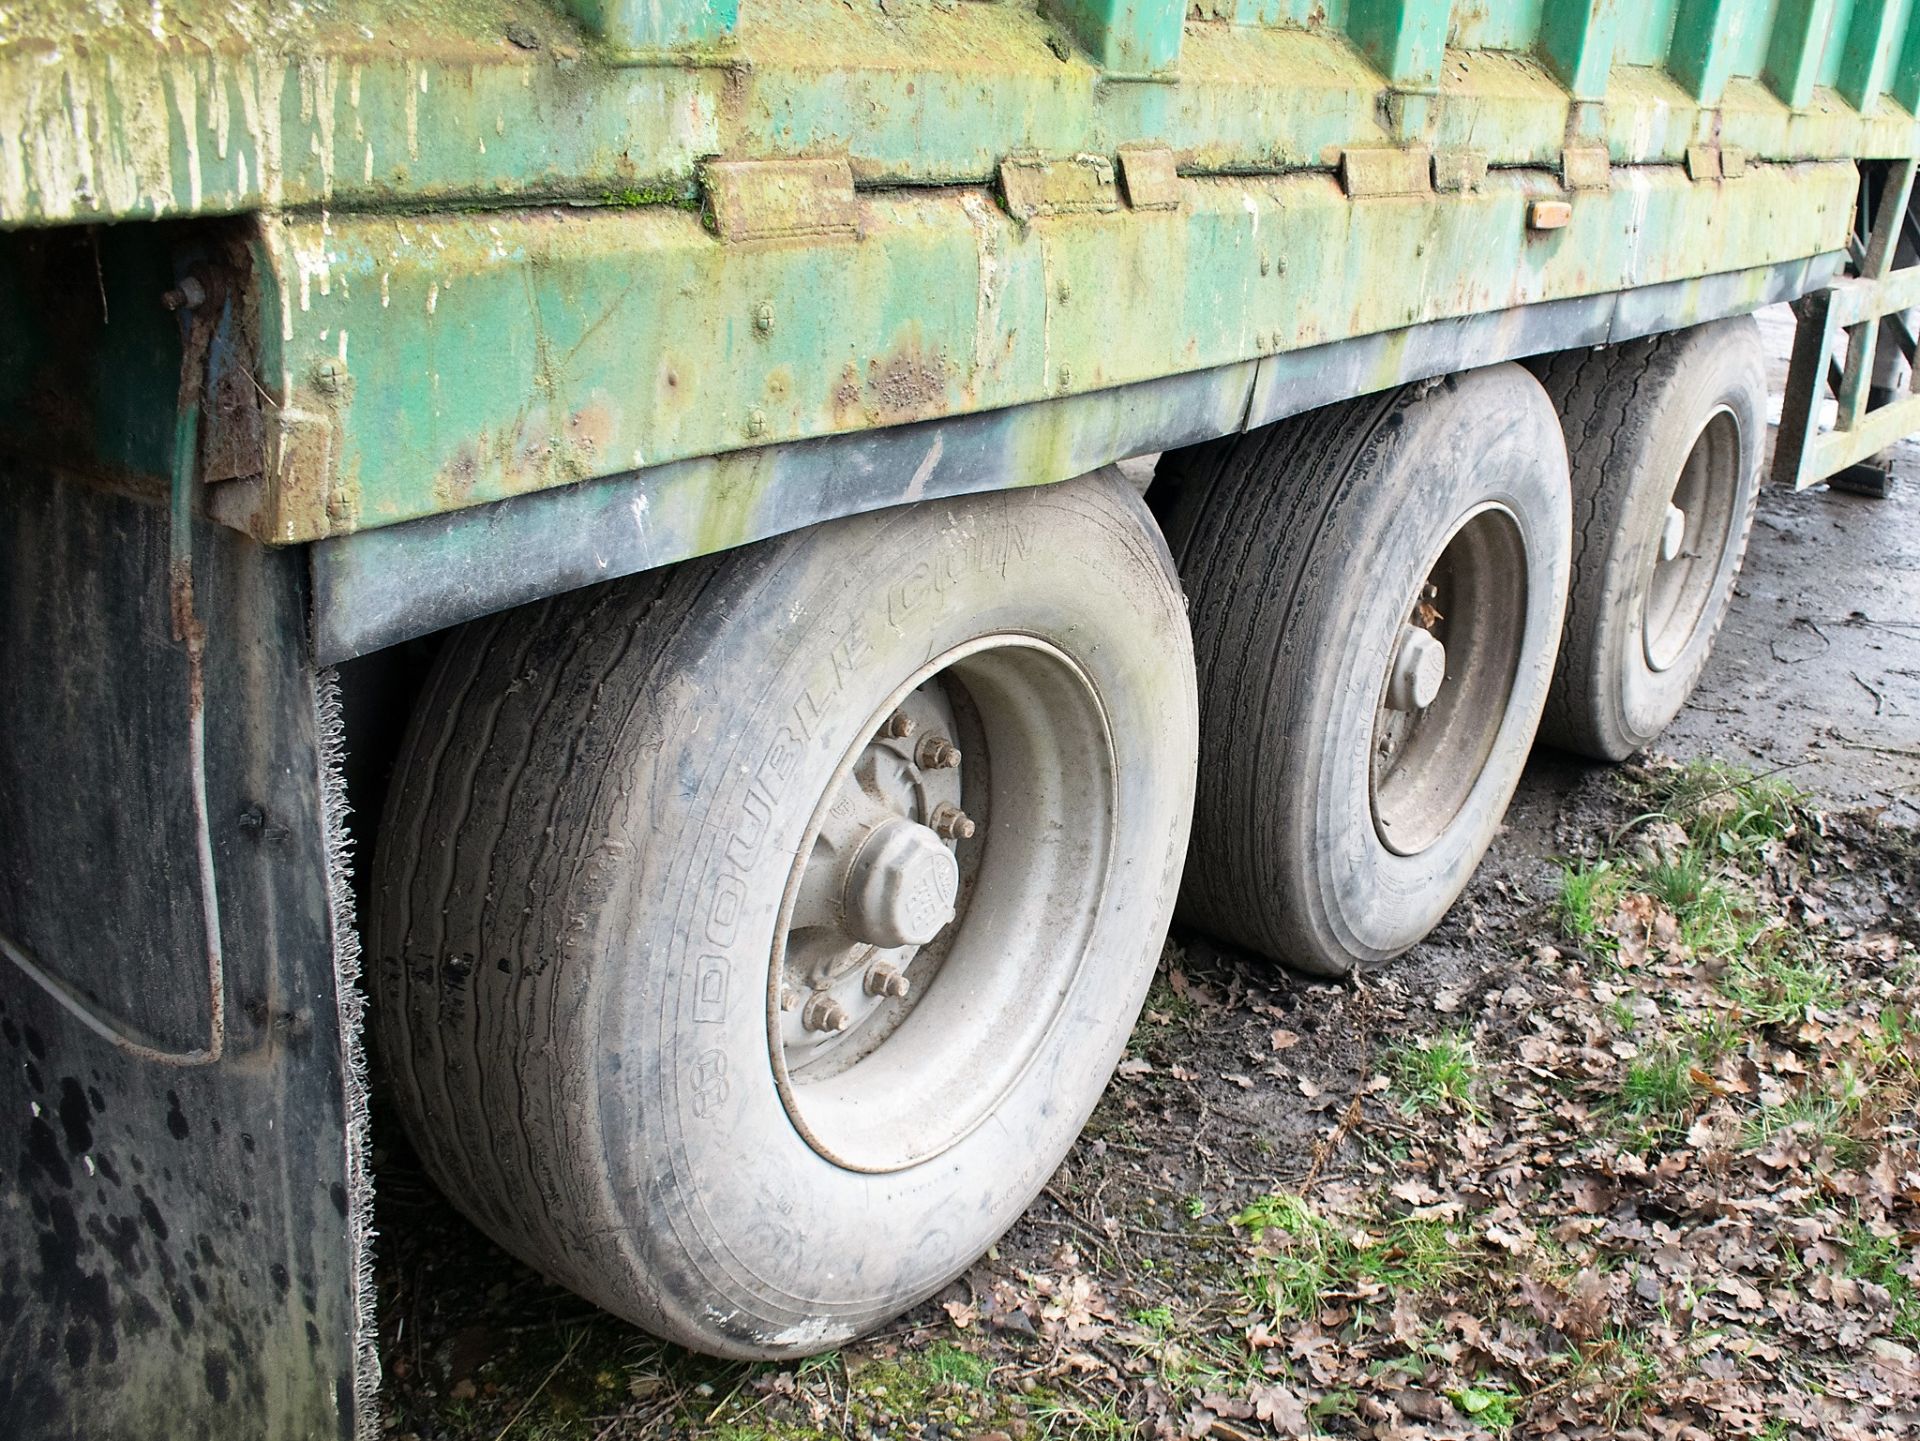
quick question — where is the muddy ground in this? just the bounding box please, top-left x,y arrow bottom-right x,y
373,311 -> 1919,1440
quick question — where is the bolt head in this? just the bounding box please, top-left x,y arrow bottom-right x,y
930,802 -> 976,841
843,819 -> 959,948
865,964 -> 911,1000
915,734 -> 961,769
802,992 -> 851,1034
883,710 -> 916,740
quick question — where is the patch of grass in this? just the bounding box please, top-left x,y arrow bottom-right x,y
1028,1393 -> 1135,1439
1682,1012 -> 1745,1065
1558,860 -> 1625,948
1722,944 -> 1841,1026
1866,1005 -> 1920,1077
1636,759 -> 1807,856
1641,848 -> 1712,913
925,1341 -> 991,1388
1384,1030 -> 1480,1115
1621,1045 -> 1698,1119
1840,1215 -> 1920,1343
1740,1091 -> 1866,1164
1236,1194 -> 1469,1320
1557,1326 -> 1668,1428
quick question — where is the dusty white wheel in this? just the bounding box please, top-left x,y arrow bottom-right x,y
1156,365 -> 1572,975
1532,317 -> 1767,760
368,469 -> 1196,1357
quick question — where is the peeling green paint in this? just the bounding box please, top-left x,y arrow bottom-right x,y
2,0 -> 1914,547
3,0 -> 1918,230
247,157 -> 1854,542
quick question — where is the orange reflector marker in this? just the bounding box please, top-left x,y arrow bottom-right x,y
1529,199 -> 1573,230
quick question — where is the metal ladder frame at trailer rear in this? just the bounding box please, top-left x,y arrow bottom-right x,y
1777,157 -> 1920,491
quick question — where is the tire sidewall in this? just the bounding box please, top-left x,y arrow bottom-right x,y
577,476 -> 1195,1354
1292,369 -> 1571,964
1596,335 -> 1765,751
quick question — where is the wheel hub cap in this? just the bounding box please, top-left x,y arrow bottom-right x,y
843,819 -> 959,949
1644,407 -> 1742,674
767,637 -> 1118,1174
1660,502 -> 1686,562
1386,625 -> 1448,712
1369,504 -> 1528,858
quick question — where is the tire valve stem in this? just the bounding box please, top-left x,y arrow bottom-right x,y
929,802 -> 976,841
882,710 -> 916,740
915,734 -> 962,769
802,992 -> 852,1034
865,963 -> 911,999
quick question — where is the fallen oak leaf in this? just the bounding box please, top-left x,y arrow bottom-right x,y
1248,1382 -> 1311,1433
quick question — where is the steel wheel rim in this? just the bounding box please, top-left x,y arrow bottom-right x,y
1644,405 -> 1741,673
767,635 -> 1116,1173
1370,503 -> 1529,857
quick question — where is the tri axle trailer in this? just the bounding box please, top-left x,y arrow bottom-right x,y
3,1 -> 1918,1435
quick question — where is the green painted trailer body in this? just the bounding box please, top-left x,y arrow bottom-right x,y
3,4 -> 1920,1439
4,0 -> 1920,570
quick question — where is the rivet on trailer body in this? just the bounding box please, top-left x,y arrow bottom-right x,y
752,301 -> 774,336
1528,199 -> 1573,231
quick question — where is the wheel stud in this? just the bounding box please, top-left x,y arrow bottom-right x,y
802,992 -> 852,1033
1385,625 -> 1447,713
865,963 -> 911,999
882,710 -> 916,739
929,802 -> 976,840
1660,502 -> 1686,562
915,734 -> 961,769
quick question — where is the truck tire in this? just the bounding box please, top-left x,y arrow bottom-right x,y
1156,365 -> 1571,975
367,470 -> 1197,1358
1531,318 -> 1768,761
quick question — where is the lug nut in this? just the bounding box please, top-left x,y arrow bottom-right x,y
802,992 -> 851,1034
929,802 -> 976,841
882,710 -> 916,739
915,734 -> 962,769
865,964 -> 911,999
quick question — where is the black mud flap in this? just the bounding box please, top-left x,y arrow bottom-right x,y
0,460 -> 371,1439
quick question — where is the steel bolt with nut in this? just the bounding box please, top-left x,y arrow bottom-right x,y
802,992 -> 851,1034
864,964 -> 911,999
929,802 -> 975,841
915,734 -> 961,769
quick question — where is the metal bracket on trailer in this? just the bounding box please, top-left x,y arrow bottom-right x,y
1774,157 -> 1920,492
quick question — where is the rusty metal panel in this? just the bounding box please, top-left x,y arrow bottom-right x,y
4,0 -> 1920,232
311,252 -> 1828,664
241,158 -> 1856,543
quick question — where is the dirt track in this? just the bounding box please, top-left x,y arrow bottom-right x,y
375,314 -> 1920,1441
